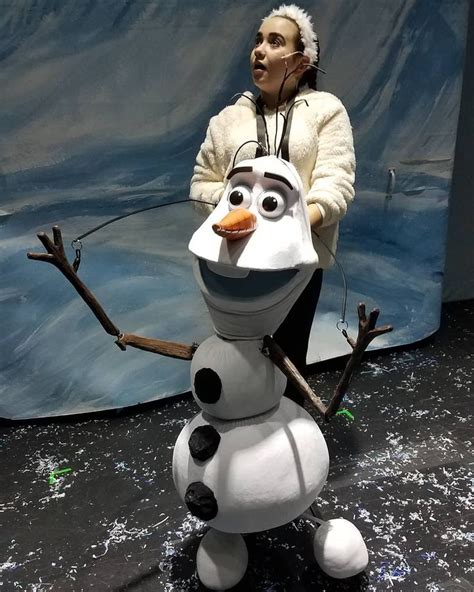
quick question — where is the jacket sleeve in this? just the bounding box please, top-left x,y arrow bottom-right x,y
190,114 -> 227,216
306,98 -> 356,227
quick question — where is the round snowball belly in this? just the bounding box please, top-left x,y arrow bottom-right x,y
173,398 -> 329,533
191,336 -> 286,419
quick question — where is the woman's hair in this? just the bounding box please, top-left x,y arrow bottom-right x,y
296,34 -> 319,90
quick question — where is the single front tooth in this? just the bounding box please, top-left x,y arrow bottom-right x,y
207,261 -> 250,278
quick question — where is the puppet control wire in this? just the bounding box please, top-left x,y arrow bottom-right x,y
70,67 -> 349,332
228,82 -> 348,329
71,64 -> 351,329
70,198 -> 215,272
70,197 -> 349,333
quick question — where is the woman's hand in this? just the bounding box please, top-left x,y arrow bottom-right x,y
307,203 -> 323,228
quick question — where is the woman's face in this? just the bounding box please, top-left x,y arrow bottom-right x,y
251,17 -> 304,97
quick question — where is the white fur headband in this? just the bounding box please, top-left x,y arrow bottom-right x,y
265,4 -> 319,64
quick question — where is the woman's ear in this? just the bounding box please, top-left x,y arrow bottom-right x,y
296,55 -> 310,73
293,54 -> 310,83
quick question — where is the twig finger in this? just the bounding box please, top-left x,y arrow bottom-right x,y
357,303 -> 367,322
52,226 -> 64,250
368,308 -> 380,330
37,232 -> 56,254
27,252 -> 54,262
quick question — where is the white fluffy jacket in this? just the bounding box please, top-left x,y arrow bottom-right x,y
190,88 -> 355,269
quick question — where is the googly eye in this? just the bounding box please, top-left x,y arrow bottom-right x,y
228,186 -> 252,210
257,191 -> 287,219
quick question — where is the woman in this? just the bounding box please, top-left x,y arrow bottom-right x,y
190,4 -> 355,404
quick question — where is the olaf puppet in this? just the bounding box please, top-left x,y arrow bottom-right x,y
28,155 -> 379,590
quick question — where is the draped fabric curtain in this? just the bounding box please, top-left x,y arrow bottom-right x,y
0,0 -> 469,418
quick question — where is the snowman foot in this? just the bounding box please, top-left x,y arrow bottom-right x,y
197,528 -> 248,590
312,518 -> 368,579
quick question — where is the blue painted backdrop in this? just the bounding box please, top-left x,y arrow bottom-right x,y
0,0 -> 469,418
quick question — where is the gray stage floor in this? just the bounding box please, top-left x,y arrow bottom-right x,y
1,301 -> 473,591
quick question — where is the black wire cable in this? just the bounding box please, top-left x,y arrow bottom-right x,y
69,198 -> 349,334
232,140 -> 268,168
312,229 -> 348,329
274,63 -> 290,155
70,198 -> 218,272
73,198 -> 216,243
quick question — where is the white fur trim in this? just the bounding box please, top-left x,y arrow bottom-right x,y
265,4 -> 319,64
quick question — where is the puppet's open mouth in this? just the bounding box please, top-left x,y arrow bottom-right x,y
199,259 -> 298,299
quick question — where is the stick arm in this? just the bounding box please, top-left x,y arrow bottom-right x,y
263,303 -> 393,422
116,333 -> 197,360
27,226 -> 198,361
325,304 -> 393,419
261,335 -> 328,417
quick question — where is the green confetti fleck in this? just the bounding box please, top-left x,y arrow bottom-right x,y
336,409 -> 354,421
48,467 -> 73,485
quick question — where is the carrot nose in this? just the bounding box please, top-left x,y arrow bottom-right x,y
212,209 -> 257,241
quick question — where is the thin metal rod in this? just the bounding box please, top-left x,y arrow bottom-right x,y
74,198 -> 216,243
312,230 -> 348,325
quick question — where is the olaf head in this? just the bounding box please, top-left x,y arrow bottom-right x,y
189,155 -> 318,339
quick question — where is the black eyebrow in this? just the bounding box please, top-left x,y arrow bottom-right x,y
269,32 -> 285,41
264,172 -> 293,190
255,31 -> 284,39
227,166 -> 253,179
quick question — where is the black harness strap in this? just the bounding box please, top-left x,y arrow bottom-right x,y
279,97 -> 296,162
255,96 -> 267,158
255,95 -> 296,161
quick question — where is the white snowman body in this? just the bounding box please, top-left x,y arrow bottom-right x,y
173,396 -> 329,533
189,336 -> 286,420
170,156 -> 367,586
